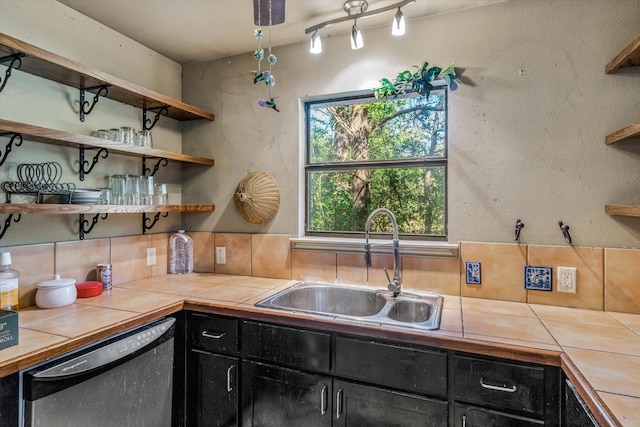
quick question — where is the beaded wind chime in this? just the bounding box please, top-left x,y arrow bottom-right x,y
253,0 -> 279,112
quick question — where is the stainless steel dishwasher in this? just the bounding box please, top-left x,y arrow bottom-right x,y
22,317 -> 176,427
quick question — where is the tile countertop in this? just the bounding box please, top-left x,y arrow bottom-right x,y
1,273 -> 639,426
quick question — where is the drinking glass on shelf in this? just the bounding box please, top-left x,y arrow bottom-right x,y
154,183 -> 168,205
99,188 -> 112,205
109,175 -> 126,204
137,130 -> 153,148
120,127 -> 136,145
108,128 -> 121,142
125,175 -> 141,205
140,175 -> 154,204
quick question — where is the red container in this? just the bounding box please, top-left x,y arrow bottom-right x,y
76,281 -> 103,298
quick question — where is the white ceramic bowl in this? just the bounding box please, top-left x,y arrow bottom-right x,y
35,275 -> 77,309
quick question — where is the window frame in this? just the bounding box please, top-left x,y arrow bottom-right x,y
303,89 -> 449,241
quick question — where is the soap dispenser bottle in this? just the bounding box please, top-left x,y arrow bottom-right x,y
0,252 -> 20,311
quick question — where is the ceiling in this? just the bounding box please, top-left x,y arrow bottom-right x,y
57,0 -> 502,65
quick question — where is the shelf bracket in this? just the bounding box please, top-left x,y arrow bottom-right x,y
79,84 -> 110,122
0,53 -> 25,93
143,106 -> 171,130
79,147 -> 109,181
0,132 -> 23,168
142,212 -> 169,234
79,213 -> 108,240
142,157 -> 169,176
0,214 -> 22,240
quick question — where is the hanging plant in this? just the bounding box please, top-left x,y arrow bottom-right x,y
373,61 -> 460,100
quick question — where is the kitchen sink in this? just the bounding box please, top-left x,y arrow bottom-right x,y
255,282 -> 443,330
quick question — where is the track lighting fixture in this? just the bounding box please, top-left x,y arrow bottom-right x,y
310,30 -> 322,54
392,7 -> 406,36
351,20 -> 364,49
306,0 -> 415,53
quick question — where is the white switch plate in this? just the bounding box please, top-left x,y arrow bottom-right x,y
146,247 -> 156,266
557,266 -> 577,293
216,246 -> 226,264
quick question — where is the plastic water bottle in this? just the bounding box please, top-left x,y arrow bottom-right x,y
0,252 -> 20,310
169,230 -> 193,274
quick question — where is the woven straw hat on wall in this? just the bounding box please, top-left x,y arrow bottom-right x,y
234,172 -> 280,224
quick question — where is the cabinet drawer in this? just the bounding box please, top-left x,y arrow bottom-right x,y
243,321 -> 331,372
454,403 -> 544,427
335,336 -> 447,398
189,312 -> 239,354
454,354 -> 545,416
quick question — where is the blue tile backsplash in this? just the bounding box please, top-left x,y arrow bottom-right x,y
524,266 -> 552,291
466,261 -> 481,284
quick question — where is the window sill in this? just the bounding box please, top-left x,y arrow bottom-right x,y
290,237 -> 458,259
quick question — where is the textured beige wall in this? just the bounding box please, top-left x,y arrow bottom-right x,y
182,0 -> 640,248
0,0 -> 184,245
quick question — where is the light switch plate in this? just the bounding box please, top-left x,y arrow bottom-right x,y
216,246 -> 226,264
146,247 -> 156,266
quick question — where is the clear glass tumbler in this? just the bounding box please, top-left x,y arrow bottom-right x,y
125,175 -> 141,205
109,175 -> 126,204
154,183 -> 168,205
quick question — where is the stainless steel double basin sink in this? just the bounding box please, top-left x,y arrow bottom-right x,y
255,282 -> 443,330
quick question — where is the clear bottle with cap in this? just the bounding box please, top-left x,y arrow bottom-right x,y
169,230 -> 193,274
0,252 -> 20,311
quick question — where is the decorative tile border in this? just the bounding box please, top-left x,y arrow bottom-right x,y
525,266 -> 552,291
466,261 -> 481,284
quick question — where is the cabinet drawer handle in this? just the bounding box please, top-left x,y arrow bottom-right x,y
320,385 -> 328,415
480,378 -> 517,393
227,365 -> 235,392
336,388 -> 343,419
462,415 -> 466,427
202,331 -> 226,339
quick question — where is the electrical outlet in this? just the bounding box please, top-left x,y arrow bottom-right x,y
557,266 -> 577,293
216,246 -> 226,264
146,247 -> 156,266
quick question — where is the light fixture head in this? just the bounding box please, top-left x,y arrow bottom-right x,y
310,30 -> 322,54
344,0 -> 368,16
351,21 -> 364,49
392,7 -> 405,36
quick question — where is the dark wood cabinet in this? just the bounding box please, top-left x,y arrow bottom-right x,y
0,372 -> 19,426
241,360 -> 332,427
453,403 -> 544,427
453,353 -> 561,426
334,379 -> 448,427
243,321 -> 331,372
188,350 -> 239,427
186,313 -> 240,427
335,336 -> 448,398
184,312 -> 569,427
563,379 -> 599,427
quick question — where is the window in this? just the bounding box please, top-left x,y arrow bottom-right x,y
305,89 -> 448,240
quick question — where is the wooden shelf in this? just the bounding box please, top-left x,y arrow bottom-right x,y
605,35 -> 640,74
605,205 -> 640,217
0,119 -> 215,165
0,204 -> 215,215
0,33 -> 215,122
605,120 -> 640,145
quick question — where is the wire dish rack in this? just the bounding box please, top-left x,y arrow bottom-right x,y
1,162 -> 76,203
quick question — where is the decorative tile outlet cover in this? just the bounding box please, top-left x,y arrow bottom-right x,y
524,266 -> 552,291
466,261 -> 481,284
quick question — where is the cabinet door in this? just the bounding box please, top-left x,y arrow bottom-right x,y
454,404 -> 544,427
241,361 -> 332,427
455,354 -> 545,416
187,350 -> 239,427
333,380 -> 448,427
335,336 -> 448,398
563,380 -> 599,427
